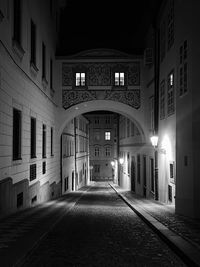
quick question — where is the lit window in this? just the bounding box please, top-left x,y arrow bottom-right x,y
115,72 -> 124,86
167,71 -> 175,116
76,72 -> 85,86
105,131 -> 111,140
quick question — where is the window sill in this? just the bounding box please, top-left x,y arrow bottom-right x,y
50,87 -> 55,97
30,157 -> 37,163
12,39 -> 25,61
13,159 -> 22,165
42,77 -> 48,90
30,62 -> 39,76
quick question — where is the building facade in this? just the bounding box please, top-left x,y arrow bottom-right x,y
62,115 -> 89,193
85,112 -> 118,182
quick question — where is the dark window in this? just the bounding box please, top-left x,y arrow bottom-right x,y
42,161 -> 46,174
17,192 -> 23,208
168,185 -> 172,202
127,153 -> 130,175
50,58 -> 53,89
137,154 -> 141,184
13,0 -> 21,44
51,127 -> 53,156
42,124 -> 46,158
167,0 -> 174,50
94,165 -> 100,173
30,163 -> 37,181
42,42 -> 46,79
13,108 -> 22,160
30,19 -> 36,65
160,21 -> 166,62
31,195 -> 37,204
31,117 -> 36,158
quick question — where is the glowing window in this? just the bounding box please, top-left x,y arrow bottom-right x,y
76,72 -> 85,86
105,131 -> 111,140
115,72 -> 124,86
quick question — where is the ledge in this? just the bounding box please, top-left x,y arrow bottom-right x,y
30,62 -> 39,76
42,77 -> 48,90
12,39 -> 25,61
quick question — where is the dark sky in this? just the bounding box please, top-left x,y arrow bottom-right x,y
57,0 -> 161,56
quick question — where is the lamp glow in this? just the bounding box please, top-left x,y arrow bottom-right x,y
111,161 -> 115,167
150,135 -> 158,147
119,158 -> 124,164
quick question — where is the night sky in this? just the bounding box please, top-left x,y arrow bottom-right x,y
57,0 -> 162,56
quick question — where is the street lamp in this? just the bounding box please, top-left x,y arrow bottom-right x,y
150,135 -> 159,200
119,157 -> 124,165
111,161 -> 115,167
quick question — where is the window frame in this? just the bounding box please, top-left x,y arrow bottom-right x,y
13,108 -> 22,161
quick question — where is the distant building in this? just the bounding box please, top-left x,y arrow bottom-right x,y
62,116 -> 89,193
85,112 -> 118,182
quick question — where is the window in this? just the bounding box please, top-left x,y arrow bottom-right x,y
13,108 -> 22,160
30,19 -> 36,66
105,131 -> 111,140
42,42 -> 46,79
170,162 -> 175,184
51,127 -> 54,156
160,80 -> 165,120
94,117 -> 99,124
167,71 -> 175,116
167,0 -> 174,50
179,40 -> 188,96
115,72 -> 124,86
137,154 -> 141,184
94,165 -> 100,173
127,153 -> 130,175
42,161 -> 46,174
94,147 -> 100,157
30,163 -> 37,181
105,116 -> 110,124
30,117 -> 36,158
105,147 -> 111,157
76,72 -> 85,86
42,124 -> 46,158
13,0 -> 21,44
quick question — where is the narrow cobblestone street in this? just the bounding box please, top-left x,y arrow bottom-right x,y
17,183 -> 185,267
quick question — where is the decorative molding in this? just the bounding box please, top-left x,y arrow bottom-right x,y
62,62 -> 140,87
87,63 -> 111,86
62,90 -> 96,109
62,89 -> 140,109
105,90 -> 140,109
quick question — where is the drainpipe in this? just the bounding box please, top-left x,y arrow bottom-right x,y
60,134 -> 63,195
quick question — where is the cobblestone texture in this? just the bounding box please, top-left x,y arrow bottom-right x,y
20,183 -> 186,267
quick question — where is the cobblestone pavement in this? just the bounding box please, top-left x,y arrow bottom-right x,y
19,183 -> 186,267
0,191 -> 88,267
118,187 -> 200,252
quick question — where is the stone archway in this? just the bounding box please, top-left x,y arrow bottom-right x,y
56,100 -> 148,142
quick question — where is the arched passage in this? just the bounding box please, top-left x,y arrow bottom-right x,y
56,100 -> 149,143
